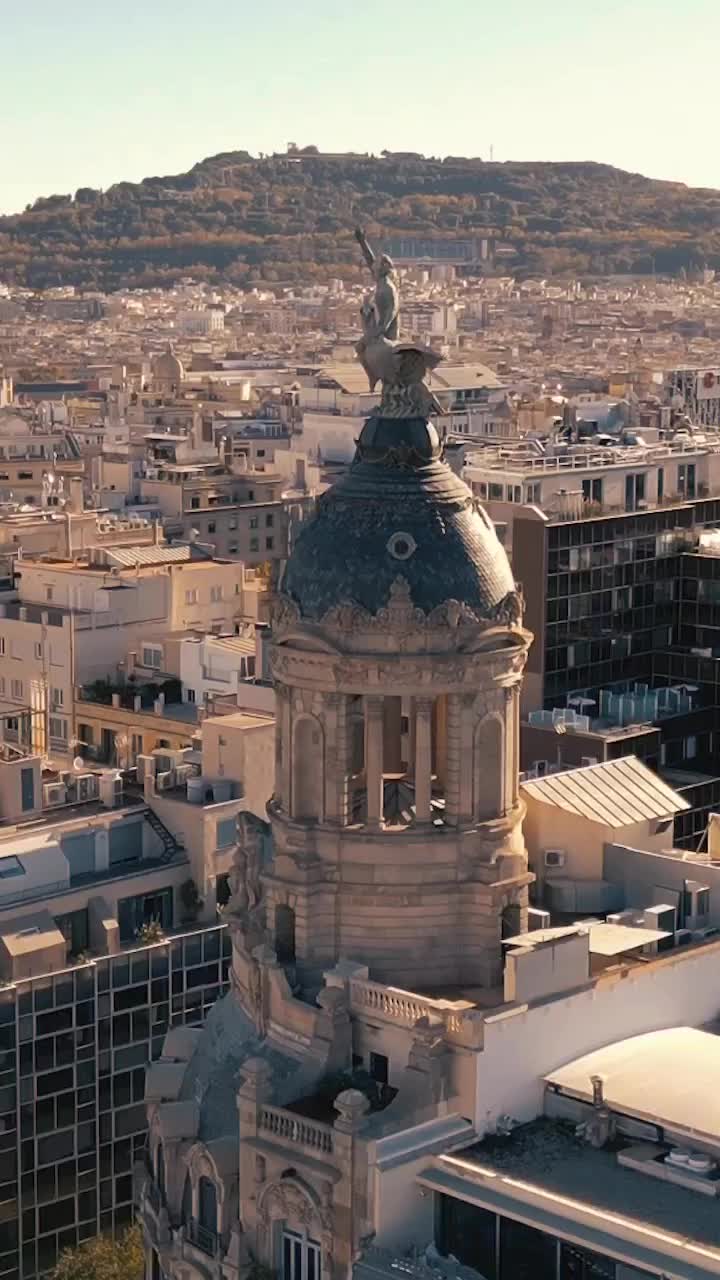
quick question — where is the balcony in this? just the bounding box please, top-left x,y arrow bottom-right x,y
259,1104 -> 334,1156
185,1220 -> 219,1257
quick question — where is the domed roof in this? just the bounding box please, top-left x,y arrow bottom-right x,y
282,415 -> 515,621
152,342 -> 184,383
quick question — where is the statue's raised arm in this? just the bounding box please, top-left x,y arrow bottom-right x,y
354,226 -> 376,276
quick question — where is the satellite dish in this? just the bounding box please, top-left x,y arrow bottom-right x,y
73,756 -> 85,771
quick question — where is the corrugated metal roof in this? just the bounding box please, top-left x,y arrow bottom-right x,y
520,756 -> 689,827
102,545 -> 192,568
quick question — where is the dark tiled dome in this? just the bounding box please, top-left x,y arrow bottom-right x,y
281,416 -> 515,620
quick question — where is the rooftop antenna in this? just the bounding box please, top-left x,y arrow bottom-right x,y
490,143 -> 494,163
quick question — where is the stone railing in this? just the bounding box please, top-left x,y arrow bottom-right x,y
259,1103 -> 334,1155
348,979 -> 483,1048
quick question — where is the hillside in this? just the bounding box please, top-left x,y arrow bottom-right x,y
2,150 -> 720,291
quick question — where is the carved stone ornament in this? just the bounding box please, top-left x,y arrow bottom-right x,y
258,1176 -> 332,1234
270,582 -> 524,638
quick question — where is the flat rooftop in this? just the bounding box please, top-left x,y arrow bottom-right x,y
435,1119 -> 720,1264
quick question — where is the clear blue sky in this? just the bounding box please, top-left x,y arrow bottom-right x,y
4,0 -> 718,214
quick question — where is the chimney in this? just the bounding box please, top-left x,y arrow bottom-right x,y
67,476 -> 84,513
591,1074 -> 605,1108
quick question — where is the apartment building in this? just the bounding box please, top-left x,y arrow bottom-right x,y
0,674 -> 276,1280
0,544 -> 252,762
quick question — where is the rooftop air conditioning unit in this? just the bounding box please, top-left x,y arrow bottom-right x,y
674,929 -> 693,947
643,904 -> 677,933
544,849 -> 566,869
43,782 -> 66,808
99,772 -> 122,809
607,910 -> 642,926
684,882 -> 710,930
155,770 -> 173,792
135,754 -> 155,783
581,756 -> 598,767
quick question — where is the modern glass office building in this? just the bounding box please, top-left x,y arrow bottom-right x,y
0,924 -> 231,1280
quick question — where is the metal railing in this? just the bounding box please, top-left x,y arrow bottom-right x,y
186,1220 -> 219,1257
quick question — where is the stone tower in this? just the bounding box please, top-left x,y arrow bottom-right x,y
266,413 -> 533,992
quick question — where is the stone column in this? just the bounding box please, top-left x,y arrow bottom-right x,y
275,683 -> 291,811
332,1089 -> 370,1280
444,693 -> 463,825
325,693 -> 349,825
414,697 -> 434,824
364,696 -> 384,828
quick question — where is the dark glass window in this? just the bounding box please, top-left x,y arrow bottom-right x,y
499,1216 -> 556,1280
437,1194 -> 497,1278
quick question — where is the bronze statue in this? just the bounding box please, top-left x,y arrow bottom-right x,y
354,226 -> 443,418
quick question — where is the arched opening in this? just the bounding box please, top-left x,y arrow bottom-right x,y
292,717 -> 323,821
156,1141 -> 165,1202
198,1176 -> 218,1236
474,716 -> 504,821
182,1173 -> 192,1226
275,904 -> 296,964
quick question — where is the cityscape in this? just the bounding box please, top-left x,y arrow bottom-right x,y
6,19 -> 720,1275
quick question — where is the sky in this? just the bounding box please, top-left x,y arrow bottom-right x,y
3,0 -> 719,215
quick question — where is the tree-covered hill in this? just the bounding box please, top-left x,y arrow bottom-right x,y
2,150 -> 719,290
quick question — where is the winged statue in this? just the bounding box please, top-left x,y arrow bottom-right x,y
354,227 -> 443,419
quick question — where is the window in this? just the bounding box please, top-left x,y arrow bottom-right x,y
210,585 -> 222,603
265,513 -> 274,528
185,589 -> 198,605
0,857 -> 24,879
216,873 -> 231,907
51,687 -> 63,707
207,521 -> 216,534
282,1230 -> 321,1280
657,466 -> 664,500
49,716 -> 68,742
250,538 -> 259,553
216,817 -> 237,849
0,638 -> 4,656
142,646 -> 163,669
229,543 -> 239,554
186,688 -> 196,703
229,518 -> 238,531
266,537 -> 274,551
249,516 -> 258,530
248,489 -> 255,501
45,586 -> 53,602
369,1051 -> 388,1085
34,642 -> 42,659
489,483 -> 503,500
526,482 -> 541,504
686,735 -> 697,760
190,497 -> 200,509
11,679 -> 23,700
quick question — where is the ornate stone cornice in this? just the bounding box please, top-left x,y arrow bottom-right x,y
271,576 -> 524,639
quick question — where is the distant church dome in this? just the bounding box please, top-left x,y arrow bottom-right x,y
151,342 -> 184,389
282,415 -> 515,621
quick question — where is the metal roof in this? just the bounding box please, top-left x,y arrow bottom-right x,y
545,1028 -> 720,1142
504,921 -> 672,956
102,545 -> 192,568
520,756 -> 688,827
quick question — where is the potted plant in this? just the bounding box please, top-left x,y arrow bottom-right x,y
180,878 -> 203,924
136,919 -> 165,946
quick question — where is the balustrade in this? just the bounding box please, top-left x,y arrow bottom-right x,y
259,1103 -> 334,1154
